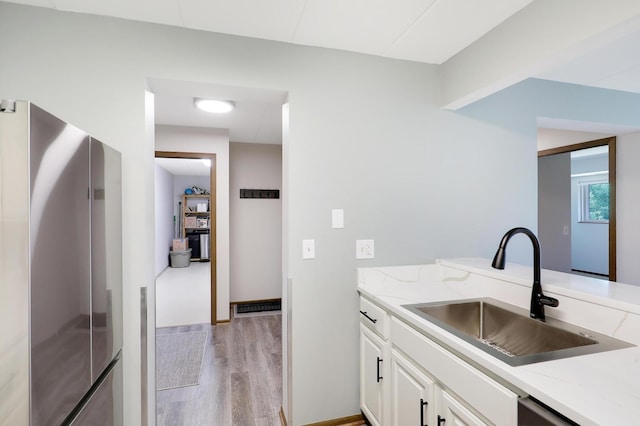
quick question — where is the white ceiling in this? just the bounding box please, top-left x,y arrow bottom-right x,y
8,0 -> 535,146
4,0 -> 533,64
156,157 -> 211,176
8,0 -> 640,141
149,79 -> 287,144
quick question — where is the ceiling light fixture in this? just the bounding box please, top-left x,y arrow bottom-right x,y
194,98 -> 235,114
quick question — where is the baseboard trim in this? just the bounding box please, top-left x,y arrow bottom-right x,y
278,407 -> 363,426
571,268 -> 609,278
304,414 -> 364,426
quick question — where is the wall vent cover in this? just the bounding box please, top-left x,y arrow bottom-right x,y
240,189 -> 280,199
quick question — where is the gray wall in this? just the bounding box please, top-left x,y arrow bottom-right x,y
154,164 -> 174,276
230,143 -> 282,303
4,3 -> 640,424
538,153 -> 572,273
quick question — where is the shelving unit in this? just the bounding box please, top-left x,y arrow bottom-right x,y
182,194 -> 211,261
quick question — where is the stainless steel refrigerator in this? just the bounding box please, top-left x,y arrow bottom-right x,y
0,100 -> 123,425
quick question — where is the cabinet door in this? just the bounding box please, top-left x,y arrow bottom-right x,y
438,390 -> 488,426
390,349 -> 434,426
361,325 -> 385,426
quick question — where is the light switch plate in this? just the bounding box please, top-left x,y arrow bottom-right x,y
302,239 -> 315,259
332,209 -> 344,229
356,239 -> 374,259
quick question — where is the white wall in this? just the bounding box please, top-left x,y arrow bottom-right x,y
442,0 -> 640,108
173,175 -> 210,201
229,143 -> 282,302
154,164 -> 174,276
3,4 -> 640,424
537,127 -> 612,151
155,125 -> 231,322
616,132 -> 640,285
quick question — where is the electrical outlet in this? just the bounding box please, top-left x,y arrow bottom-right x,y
356,239 -> 374,259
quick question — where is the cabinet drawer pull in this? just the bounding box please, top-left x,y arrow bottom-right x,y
437,415 -> 445,425
376,356 -> 383,382
420,398 -> 428,426
360,310 -> 378,324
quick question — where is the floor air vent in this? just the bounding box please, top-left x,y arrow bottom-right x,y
236,301 -> 281,314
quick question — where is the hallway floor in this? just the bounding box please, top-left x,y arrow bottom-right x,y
156,313 -> 282,426
156,259 -> 282,425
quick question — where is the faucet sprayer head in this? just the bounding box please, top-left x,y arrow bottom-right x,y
491,247 -> 506,270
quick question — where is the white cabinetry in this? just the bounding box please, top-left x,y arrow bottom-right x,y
361,325 -> 386,426
359,296 -> 390,426
390,349 -> 434,426
359,295 -> 517,426
439,390 -> 487,426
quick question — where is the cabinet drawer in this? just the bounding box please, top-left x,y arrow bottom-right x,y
391,317 -> 517,426
359,297 -> 389,339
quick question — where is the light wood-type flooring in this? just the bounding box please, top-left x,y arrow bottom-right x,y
156,313 -> 282,425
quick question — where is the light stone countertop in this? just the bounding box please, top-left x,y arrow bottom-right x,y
357,258 -> 640,426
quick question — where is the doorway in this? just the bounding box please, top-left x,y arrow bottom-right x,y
538,137 -> 616,281
155,151 -> 217,324
148,79 -> 289,423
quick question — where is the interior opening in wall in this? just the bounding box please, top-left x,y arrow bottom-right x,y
537,129 -> 617,281
154,153 -> 216,326
148,78 -> 288,424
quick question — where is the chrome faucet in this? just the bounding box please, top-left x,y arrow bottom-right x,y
491,227 -> 559,321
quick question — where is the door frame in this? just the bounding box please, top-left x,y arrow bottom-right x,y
538,136 -> 616,281
155,150 -> 218,324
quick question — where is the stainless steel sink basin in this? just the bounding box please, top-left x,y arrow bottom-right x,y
403,298 -> 633,366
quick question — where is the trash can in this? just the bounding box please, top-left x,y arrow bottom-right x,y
170,248 -> 192,268
186,233 -> 200,259
200,234 -> 210,261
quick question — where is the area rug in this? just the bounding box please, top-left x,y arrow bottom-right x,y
156,331 -> 207,390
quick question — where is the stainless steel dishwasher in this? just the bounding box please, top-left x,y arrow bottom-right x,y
518,397 -> 577,426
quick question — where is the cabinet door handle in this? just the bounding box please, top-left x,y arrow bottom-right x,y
437,415 -> 445,426
376,356 -> 383,382
420,398 -> 428,426
360,310 -> 378,323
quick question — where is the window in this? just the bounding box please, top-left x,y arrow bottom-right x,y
578,180 -> 609,223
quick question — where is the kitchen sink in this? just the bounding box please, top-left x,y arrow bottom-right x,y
403,298 -> 633,366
